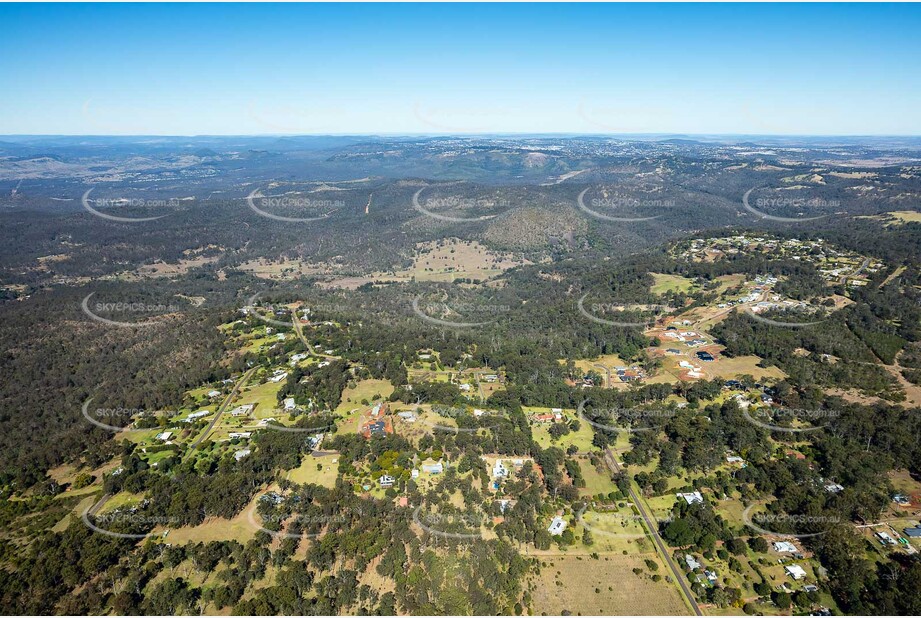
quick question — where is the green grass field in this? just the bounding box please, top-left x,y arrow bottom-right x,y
712,273 -> 747,294
650,273 -> 698,295
203,378 -> 284,441
286,455 -> 339,487
98,491 -> 145,514
236,379 -> 284,415
577,457 -> 618,496
529,410 -> 596,452
335,378 -> 394,413
143,449 -> 179,465
579,507 -> 654,554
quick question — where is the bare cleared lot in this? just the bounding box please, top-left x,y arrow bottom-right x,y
529,555 -> 688,615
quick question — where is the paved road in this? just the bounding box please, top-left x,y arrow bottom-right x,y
87,493 -> 111,517
838,257 -> 870,285
602,447 -> 703,616
291,314 -> 339,361
854,257 -> 870,277
190,367 -> 257,448
291,315 -> 318,357
593,363 -> 612,388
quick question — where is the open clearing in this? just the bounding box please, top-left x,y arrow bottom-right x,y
286,454 -> 339,487
314,238 -> 530,287
529,555 -> 687,616
887,210 -> 921,224
387,238 -> 529,283
859,210 -> 921,227
98,491 -> 145,514
530,411 -> 595,452
333,379 -> 394,436
152,493 -> 264,545
336,379 -> 393,412
393,405 -> 465,443
237,258 -> 335,280
568,354 -> 630,377
578,508 -> 655,554
130,254 -> 220,279
235,379 -> 284,414
650,273 -> 698,295
712,273 -> 747,293
703,353 -> 786,381
577,456 -> 618,496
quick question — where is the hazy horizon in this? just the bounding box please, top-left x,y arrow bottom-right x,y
3,132 -> 921,139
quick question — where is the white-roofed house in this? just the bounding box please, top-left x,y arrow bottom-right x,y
422,461 -> 443,474
548,516 -> 568,536
676,491 -> 704,505
231,404 -> 255,417
773,541 -> 798,553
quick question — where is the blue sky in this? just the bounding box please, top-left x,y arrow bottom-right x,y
2,3 -> 920,135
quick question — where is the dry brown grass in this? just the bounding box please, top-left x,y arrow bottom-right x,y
528,555 -> 688,615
